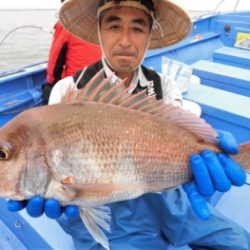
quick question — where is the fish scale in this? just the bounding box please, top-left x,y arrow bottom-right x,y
38,104 -> 208,190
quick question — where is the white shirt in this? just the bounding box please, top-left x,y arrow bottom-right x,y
49,58 -> 182,106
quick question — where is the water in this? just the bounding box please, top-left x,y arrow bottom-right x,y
0,9 -> 58,72
0,9 -> 207,73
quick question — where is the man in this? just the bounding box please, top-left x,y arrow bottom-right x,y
8,0 -> 250,249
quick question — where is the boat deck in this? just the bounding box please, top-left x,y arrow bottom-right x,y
192,59 -> 250,96
213,46 -> 250,68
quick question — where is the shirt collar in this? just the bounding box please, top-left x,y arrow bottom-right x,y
102,57 -> 150,93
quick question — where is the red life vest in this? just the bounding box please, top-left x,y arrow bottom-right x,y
47,21 -> 101,84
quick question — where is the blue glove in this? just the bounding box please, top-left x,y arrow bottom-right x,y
183,130 -> 246,220
7,196 -> 79,219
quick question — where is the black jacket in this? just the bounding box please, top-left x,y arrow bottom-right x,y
73,60 -> 163,100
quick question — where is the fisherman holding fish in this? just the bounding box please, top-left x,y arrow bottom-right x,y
7,0 -> 250,249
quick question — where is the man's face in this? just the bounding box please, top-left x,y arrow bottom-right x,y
99,6 -> 152,73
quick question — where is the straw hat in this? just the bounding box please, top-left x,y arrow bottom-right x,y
59,0 -> 192,49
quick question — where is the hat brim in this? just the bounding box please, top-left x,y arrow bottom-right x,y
59,0 -> 192,49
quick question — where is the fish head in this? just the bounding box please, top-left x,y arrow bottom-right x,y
0,112 -> 34,200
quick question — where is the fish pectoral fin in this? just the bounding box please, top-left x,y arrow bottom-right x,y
80,206 -> 111,250
46,180 -> 78,202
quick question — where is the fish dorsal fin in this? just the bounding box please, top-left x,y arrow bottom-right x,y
62,70 -> 218,144
80,206 -> 111,250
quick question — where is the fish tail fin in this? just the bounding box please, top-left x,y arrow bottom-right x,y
235,141 -> 250,173
80,206 -> 111,250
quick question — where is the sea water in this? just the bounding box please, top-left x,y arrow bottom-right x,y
0,9 -> 57,72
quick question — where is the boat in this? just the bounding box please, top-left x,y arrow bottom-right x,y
0,7 -> 250,250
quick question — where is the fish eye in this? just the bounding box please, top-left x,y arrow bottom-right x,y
0,150 -> 7,160
0,148 -> 10,160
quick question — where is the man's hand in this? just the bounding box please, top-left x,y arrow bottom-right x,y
7,196 -> 79,219
183,130 -> 246,220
